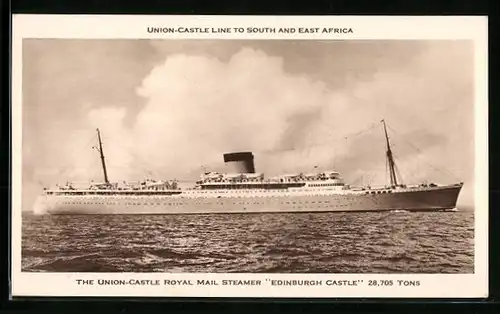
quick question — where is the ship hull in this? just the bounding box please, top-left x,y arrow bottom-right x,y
35,184 -> 463,215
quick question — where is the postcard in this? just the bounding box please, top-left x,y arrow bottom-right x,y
11,14 -> 488,298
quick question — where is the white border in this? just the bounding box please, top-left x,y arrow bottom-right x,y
11,15 -> 489,298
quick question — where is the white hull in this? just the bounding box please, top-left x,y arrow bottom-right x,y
35,184 -> 463,215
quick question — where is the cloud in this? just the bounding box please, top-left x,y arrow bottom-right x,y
87,47 -> 332,180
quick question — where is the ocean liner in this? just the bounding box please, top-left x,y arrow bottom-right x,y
33,120 -> 464,215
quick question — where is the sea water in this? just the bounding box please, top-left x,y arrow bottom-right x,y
21,210 -> 474,273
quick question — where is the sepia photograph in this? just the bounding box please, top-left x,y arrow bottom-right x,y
20,38 -> 475,274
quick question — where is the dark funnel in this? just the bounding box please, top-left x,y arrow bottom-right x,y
223,152 -> 255,173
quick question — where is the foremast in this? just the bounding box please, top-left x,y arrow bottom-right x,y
381,119 -> 398,187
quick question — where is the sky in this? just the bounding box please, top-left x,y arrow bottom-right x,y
21,39 -> 475,209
